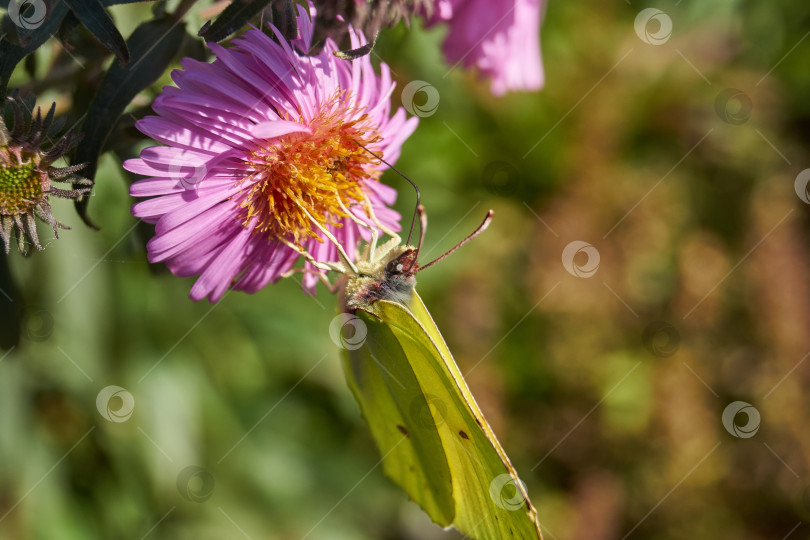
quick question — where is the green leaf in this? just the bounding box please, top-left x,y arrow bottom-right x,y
63,0 -> 129,63
0,14 -> 22,46
73,14 -> 186,226
0,254 -> 21,349
198,0 -> 273,43
0,2 -> 70,101
342,292 -> 543,539
268,0 -> 297,42
100,0 -> 158,5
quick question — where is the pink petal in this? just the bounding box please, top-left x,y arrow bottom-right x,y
250,120 -> 312,139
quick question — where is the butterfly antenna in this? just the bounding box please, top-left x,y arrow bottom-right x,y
354,140 -> 421,245
416,205 -> 428,254
405,204 -> 429,274
419,210 -> 494,272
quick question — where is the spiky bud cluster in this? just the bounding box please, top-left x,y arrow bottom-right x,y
0,96 -> 92,254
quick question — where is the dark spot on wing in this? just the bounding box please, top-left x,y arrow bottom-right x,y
475,417 -> 483,427
459,430 -> 469,439
397,424 -> 409,437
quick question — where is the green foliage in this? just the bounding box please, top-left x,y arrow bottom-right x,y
73,9 -> 187,227
198,0 -> 274,43
63,0 -> 130,63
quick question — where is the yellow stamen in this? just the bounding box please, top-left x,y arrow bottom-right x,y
239,97 -> 383,249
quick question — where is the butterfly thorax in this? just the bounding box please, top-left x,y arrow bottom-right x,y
344,245 -> 420,310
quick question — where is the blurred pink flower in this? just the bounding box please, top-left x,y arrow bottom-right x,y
429,0 -> 545,96
126,5 -> 417,302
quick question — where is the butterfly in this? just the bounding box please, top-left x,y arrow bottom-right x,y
292,149 -> 543,539
341,216 -> 543,538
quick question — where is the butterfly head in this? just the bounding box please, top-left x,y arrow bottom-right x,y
385,248 -> 419,279
344,208 -> 493,312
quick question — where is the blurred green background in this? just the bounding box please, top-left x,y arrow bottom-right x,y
3,1 -> 810,538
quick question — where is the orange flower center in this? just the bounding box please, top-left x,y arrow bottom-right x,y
240,103 -> 382,245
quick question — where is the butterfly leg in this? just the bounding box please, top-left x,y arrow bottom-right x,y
318,272 -> 341,294
336,194 -> 380,262
363,198 -> 400,246
287,198 -> 360,274
280,266 -> 341,294
278,238 -> 346,274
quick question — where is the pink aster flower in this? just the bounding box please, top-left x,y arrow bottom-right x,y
429,0 -> 545,96
126,4 -> 417,302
